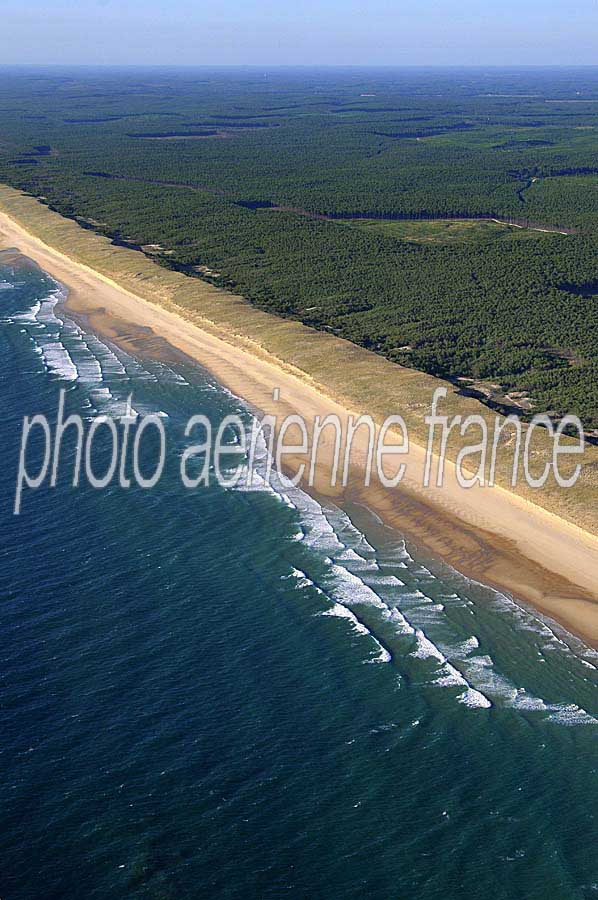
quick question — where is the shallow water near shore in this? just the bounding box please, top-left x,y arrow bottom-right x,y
1,260 -> 597,899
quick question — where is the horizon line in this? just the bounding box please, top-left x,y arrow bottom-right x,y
2,63 -> 598,70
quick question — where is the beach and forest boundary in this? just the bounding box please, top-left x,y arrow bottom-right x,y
1,184 -> 598,644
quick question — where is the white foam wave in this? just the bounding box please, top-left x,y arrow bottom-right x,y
366,573 -> 406,587
323,506 -> 376,555
546,704 -> 597,726
434,662 -> 467,688
3,284 -> 190,415
38,339 -> 78,381
321,602 -> 370,634
406,603 -> 446,628
329,563 -> 387,609
411,629 -> 446,663
285,567 -> 317,591
458,688 -> 492,709
320,603 -> 391,663
383,606 -> 415,636
407,629 -> 493,707
11,300 -> 41,323
452,636 -> 480,657
335,547 -> 379,572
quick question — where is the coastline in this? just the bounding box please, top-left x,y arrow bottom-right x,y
1,187 -> 598,645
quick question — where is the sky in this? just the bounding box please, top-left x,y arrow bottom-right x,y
1,0 -> 597,67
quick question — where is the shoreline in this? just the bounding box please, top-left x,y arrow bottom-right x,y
1,189 -> 598,645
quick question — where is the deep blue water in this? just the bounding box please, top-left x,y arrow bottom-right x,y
0,258 -> 597,899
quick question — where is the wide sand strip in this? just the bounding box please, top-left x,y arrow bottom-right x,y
1,186 -> 597,644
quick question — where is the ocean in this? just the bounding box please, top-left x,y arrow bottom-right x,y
1,255 -> 597,899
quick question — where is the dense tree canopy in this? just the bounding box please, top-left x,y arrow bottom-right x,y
0,67 -> 596,427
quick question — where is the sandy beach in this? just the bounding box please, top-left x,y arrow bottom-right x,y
1,189 -> 598,645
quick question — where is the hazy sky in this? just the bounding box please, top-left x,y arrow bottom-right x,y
2,0 -> 597,66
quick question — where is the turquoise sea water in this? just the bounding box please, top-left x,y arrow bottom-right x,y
0,257 -> 597,899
